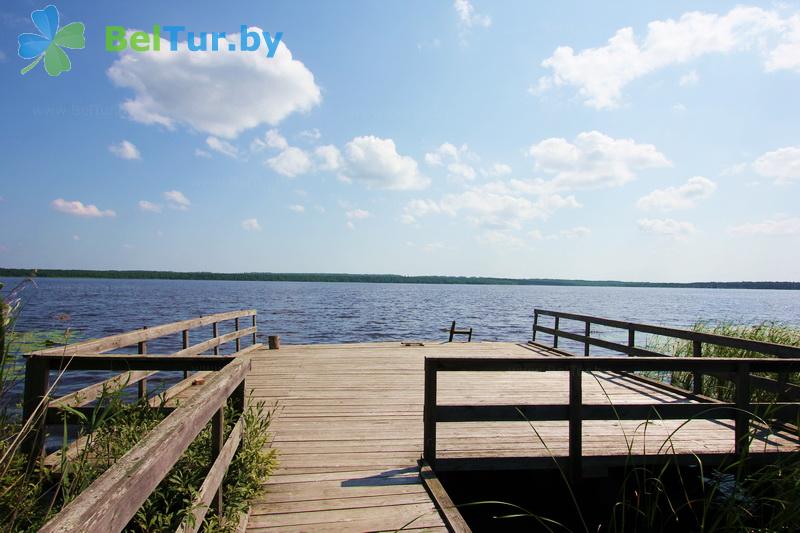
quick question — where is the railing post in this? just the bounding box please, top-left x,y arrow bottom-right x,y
627,327 -> 635,356
234,317 -> 241,352
211,407 -> 224,516
569,364 -> 582,481
22,355 -> 49,461
553,316 -> 560,348
423,358 -> 437,465
268,335 -> 281,350
448,321 -> 455,343
251,314 -> 257,345
212,322 -> 219,355
532,311 -> 538,342
735,363 -> 751,456
138,327 -> 147,400
182,329 -> 189,379
692,341 -> 703,395
584,321 -> 591,357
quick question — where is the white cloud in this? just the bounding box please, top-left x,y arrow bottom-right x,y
241,218 -> 261,231
164,190 -> 191,210
528,131 -> 670,189
482,163 -> 512,177
298,128 -> 322,142
636,176 -> 717,211
679,70 -> 700,86
340,136 -> 429,190
454,0 -> 491,28
637,218 -> 696,237
537,7 -> 793,109
753,145 -> 800,183
109,140 -> 141,160
206,136 -> 239,158
252,128 -> 289,152
477,230 -> 524,248
530,226 -> 592,240
52,199 -> 116,218
730,215 -> 800,235
138,200 -> 162,213
107,28 -> 321,138
402,182 -> 580,229
424,142 -> 477,182
289,204 -> 305,213
194,149 -> 212,158
346,209 -> 371,220
267,147 -> 313,177
315,145 -> 343,171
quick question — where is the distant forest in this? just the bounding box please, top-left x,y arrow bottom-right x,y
1,268 -> 798,290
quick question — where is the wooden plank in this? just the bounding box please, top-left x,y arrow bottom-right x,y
50,371 -> 156,409
32,309 -> 257,356
38,354 -> 236,372
177,419 -> 243,533
40,355 -> 251,533
173,327 -> 256,357
419,461 -> 471,533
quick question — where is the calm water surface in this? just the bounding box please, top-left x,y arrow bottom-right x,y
3,277 -> 799,409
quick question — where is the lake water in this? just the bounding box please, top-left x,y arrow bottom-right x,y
3,277 -> 800,412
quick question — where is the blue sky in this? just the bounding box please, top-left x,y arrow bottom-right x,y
1,0 -> 799,281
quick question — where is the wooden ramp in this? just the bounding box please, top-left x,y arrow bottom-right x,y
243,341 -> 800,532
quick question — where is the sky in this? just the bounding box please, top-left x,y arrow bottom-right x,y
1,0 -> 799,282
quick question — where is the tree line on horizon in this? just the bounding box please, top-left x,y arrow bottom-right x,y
0,268 -> 798,290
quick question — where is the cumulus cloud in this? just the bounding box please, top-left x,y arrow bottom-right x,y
267,146 -> 313,177
345,208 -> 370,229
482,163 -> 512,177
252,129 -> 289,152
288,204 -> 305,213
164,190 -> 190,210
454,0 -> 491,28
636,176 -> 717,211
730,215 -> 800,235
530,226 -> 592,240
52,199 -> 116,218
340,136 -> 429,190
753,145 -> 800,184
138,200 -> 162,213
241,218 -> 261,231
315,145 -> 343,171
109,140 -> 141,160
537,7 -> 796,109
107,28 -> 321,138
637,218 -> 696,237
206,136 -> 239,158
298,128 -> 321,142
194,149 -> 212,158
528,131 -> 670,189
425,142 -> 478,182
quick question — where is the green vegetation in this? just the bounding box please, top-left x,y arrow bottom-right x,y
0,280 -> 275,532
1,268 -> 799,290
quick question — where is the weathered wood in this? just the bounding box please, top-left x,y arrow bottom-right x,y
40,354 -> 235,372
213,322 -> 220,356
419,461 -> 471,533
692,340 -> 703,395
251,315 -> 257,345
21,356 -> 48,459
735,363 -> 751,456
50,371 -> 156,409
584,321 -> 591,356
211,407 -> 225,516
173,327 -> 256,358
235,318 -> 241,352
423,358 -> 437,464
138,330 -> 148,399
39,355 -> 251,533
268,335 -> 280,350
569,366 -> 582,480
182,329 -> 190,379
31,309 -> 256,356
553,316 -> 560,348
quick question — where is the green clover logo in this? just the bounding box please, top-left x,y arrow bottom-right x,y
18,5 -> 85,77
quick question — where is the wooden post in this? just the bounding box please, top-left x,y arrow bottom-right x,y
553,316 -> 560,348
22,356 -> 49,461
584,321 -> 591,357
627,327 -> 635,356
735,363 -> 751,456
138,329 -> 147,400
692,341 -> 703,395
211,407 -> 224,516
234,318 -> 240,352
251,315 -> 257,345
568,365 -> 582,481
423,359 -> 437,465
532,311 -> 538,342
268,335 -> 281,350
448,321 -> 456,343
467,328 -> 473,342
182,329 -> 189,379
212,322 -> 219,356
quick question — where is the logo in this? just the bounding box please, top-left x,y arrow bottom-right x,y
105,26 -> 283,57
17,5 -> 85,77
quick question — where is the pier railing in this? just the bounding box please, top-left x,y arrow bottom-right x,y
21,309 -> 266,532
423,356 -> 800,476
532,308 -> 800,399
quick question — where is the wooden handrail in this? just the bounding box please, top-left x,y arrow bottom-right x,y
39,351 -> 254,532
423,356 -> 800,477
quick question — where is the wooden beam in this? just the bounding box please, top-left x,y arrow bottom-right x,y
39,355 -> 251,533
39,354 -> 236,372
50,371 -> 156,409
419,461 -> 472,533
423,358 -> 437,465
172,327 -> 256,358
569,366 -> 582,480
21,356 -> 49,460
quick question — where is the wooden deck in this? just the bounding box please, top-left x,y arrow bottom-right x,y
240,341 -> 800,532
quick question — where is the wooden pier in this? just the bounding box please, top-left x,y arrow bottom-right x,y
22,309 -> 800,532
